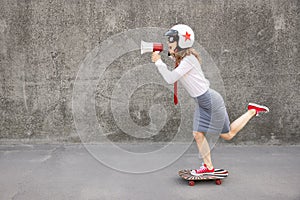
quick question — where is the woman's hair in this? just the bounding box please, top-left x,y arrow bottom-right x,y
173,48 -> 202,66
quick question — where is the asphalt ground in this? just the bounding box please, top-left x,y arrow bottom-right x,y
0,144 -> 299,200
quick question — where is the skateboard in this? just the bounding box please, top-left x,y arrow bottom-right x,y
178,169 -> 229,186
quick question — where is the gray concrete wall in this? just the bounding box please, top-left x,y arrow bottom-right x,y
0,0 -> 299,144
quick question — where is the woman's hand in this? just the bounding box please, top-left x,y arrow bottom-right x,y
151,52 -> 161,63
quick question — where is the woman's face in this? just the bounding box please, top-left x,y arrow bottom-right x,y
167,41 -> 177,55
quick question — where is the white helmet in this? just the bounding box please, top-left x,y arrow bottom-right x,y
164,24 -> 195,51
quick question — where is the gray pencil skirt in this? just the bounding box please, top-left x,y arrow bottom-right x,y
193,89 -> 230,134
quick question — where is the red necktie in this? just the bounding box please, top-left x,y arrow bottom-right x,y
174,61 -> 179,105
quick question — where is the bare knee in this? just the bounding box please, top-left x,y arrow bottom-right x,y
220,132 -> 232,141
193,131 -> 205,141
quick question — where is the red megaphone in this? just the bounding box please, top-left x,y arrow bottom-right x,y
141,40 -> 163,54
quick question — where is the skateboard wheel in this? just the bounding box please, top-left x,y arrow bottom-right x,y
215,179 -> 222,185
188,181 -> 195,186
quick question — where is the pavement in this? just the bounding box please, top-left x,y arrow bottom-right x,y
0,143 -> 299,200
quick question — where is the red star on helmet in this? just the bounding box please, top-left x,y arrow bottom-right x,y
183,31 -> 191,41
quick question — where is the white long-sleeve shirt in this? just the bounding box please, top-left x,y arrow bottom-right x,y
155,54 -> 210,97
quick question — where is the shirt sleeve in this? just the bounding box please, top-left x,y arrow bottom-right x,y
154,58 -> 193,84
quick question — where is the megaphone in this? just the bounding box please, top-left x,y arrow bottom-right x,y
141,40 -> 164,54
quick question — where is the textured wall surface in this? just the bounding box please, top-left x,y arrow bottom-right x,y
0,0 -> 299,144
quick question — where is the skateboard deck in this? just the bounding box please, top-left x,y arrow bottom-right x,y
178,169 -> 229,186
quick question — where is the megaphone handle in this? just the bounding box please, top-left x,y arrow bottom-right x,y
154,51 -> 160,54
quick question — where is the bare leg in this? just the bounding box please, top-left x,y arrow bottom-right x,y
220,109 -> 256,141
192,109 -> 256,169
193,131 -> 214,169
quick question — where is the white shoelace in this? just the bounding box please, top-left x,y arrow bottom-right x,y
196,165 -> 207,173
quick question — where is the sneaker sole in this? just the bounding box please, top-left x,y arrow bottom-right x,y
190,171 -> 215,176
248,103 -> 270,113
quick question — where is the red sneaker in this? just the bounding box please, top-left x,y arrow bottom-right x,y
248,103 -> 269,116
191,164 -> 215,176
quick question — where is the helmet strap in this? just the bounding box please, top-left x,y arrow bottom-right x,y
174,46 -> 184,53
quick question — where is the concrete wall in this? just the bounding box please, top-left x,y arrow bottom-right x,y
0,0 -> 299,144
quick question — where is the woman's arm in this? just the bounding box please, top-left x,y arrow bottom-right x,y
154,58 -> 193,84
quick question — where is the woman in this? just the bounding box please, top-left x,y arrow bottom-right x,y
151,24 -> 269,175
